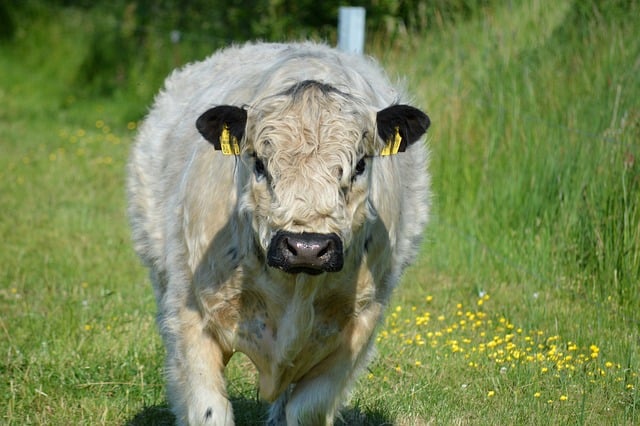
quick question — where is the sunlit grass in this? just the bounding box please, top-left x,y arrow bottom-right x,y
1,0 -> 639,424
345,284 -> 638,424
376,293 -> 636,395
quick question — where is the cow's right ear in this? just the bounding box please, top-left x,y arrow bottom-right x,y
196,106 -> 247,155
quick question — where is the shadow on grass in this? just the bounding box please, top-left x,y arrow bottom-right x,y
125,405 -> 174,426
125,398 -> 392,425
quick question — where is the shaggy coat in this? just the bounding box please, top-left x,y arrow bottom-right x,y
127,42 -> 430,426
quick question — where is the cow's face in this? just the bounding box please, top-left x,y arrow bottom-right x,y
197,81 -> 429,275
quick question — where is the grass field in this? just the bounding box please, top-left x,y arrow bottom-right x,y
1,0 -> 638,424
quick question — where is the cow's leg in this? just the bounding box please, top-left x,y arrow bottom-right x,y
278,350 -> 365,426
268,317 -> 379,426
266,386 -> 290,426
164,305 -> 234,426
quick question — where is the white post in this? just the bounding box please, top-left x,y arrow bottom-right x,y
338,7 -> 366,55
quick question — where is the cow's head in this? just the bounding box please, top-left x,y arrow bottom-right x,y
196,80 -> 429,275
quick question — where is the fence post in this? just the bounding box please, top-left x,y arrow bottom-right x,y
337,7 -> 366,55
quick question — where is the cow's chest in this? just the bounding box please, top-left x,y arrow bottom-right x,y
231,286 -> 355,401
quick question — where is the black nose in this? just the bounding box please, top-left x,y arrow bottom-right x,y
266,231 -> 344,275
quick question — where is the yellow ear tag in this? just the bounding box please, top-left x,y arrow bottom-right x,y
380,126 -> 402,156
220,124 -> 240,155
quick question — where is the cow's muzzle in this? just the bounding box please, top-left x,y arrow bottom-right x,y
266,231 -> 344,275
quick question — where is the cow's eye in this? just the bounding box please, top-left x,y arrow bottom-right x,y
354,158 -> 366,177
254,157 -> 266,178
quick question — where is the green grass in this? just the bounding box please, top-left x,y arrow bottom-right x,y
1,0 -> 638,424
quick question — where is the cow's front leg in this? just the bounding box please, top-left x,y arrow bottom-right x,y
269,347 -> 371,426
164,305 -> 234,426
268,370 -> 345,426
268,308 -> 380,426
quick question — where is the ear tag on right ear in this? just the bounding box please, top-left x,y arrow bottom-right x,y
380,126 -> 402,156
220,124 -> 240,155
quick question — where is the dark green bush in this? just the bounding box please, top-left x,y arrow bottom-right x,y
0,1 -> 509,96
0,0 -> 15,41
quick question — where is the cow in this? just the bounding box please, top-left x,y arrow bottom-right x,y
127,41 -> 430,426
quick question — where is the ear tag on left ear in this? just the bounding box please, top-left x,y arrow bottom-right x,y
220,124 -> 240,155
380,126 -> 402,156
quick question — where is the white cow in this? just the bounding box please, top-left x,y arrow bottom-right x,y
127,41 -> 430,425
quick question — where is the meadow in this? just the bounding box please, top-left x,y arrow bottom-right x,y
1,0 -> 638,424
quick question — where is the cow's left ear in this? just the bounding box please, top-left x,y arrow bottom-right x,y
376,105 -> 430,156
196,105 -> 247,155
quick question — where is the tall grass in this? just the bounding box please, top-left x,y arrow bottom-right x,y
1,0 -> 638,424
389,0 -> 640,309
365,2 -> 640,422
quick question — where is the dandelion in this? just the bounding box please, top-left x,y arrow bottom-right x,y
84,324 -> 92,331
373,295 -> 631,401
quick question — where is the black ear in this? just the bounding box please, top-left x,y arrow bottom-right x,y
196,105 -> 247,155
376,105 -> 430,155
